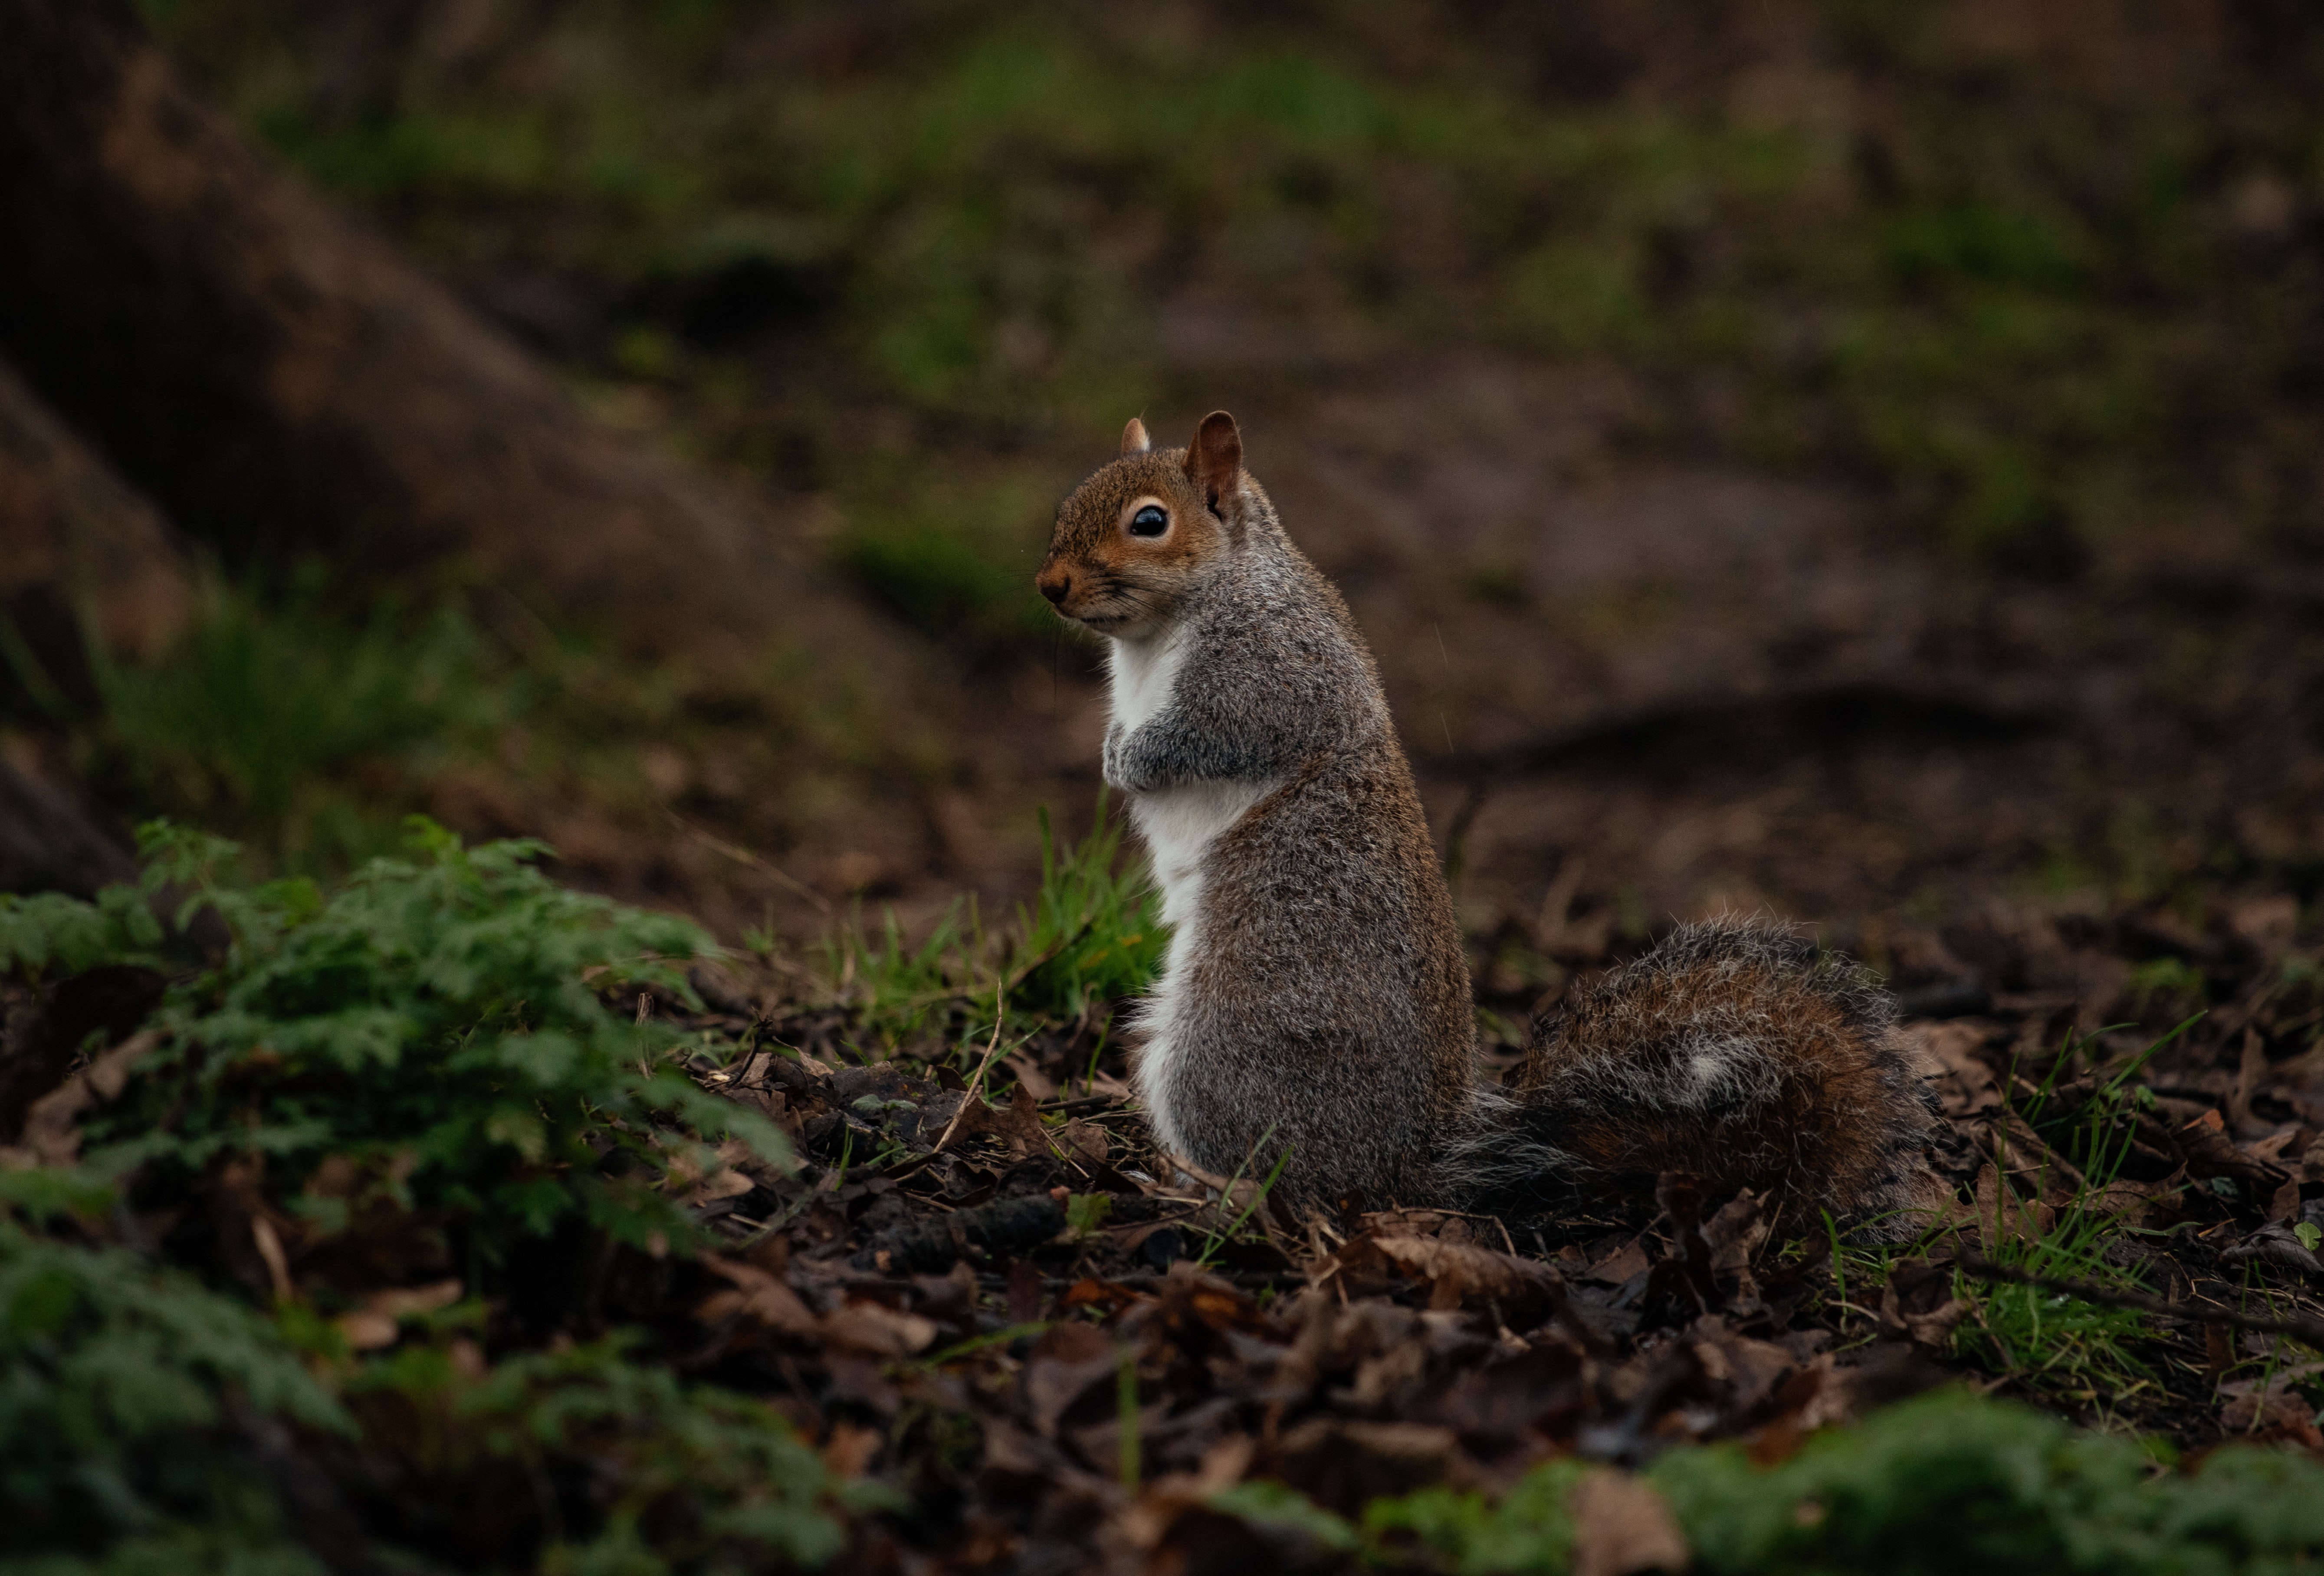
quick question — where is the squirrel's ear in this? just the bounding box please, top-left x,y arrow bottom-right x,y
1184,410 -> 1242,513
1119,417 -> 1150,456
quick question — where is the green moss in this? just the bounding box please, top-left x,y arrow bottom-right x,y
1216,1391 -> 2324,1573
1654,1390 -> 2324,1576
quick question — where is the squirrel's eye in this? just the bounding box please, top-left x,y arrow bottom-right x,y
1128,505 -> 1169,538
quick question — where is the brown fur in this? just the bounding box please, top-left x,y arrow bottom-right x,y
1035,418 -> 1248,639
1467,919 -> 1945,1231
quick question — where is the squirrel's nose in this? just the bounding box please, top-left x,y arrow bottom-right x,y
1037,573 -> 1071,605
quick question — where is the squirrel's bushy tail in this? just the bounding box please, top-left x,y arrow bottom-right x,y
1452,917 -> 1945,1236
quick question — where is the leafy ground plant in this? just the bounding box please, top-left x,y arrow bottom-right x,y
0,1223 -> 347,1576
78,820 -> 788,1268
0,822 -> 860,1575
812,794 -> 1162,1053
343,1335 -> 882,1575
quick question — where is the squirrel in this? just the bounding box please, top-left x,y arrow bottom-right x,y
1034,412 -> 1943,1232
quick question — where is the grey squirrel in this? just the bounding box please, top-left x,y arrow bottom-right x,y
1035,412 -> 1943,1230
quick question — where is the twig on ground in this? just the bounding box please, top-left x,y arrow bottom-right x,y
932,999 -> 1009,1154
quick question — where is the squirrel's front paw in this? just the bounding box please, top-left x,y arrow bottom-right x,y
1101,725 -> 1140,792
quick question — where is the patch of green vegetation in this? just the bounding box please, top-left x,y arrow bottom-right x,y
1948,1023 -> 2196,1407
1360,1458 -> 1594,1573
821,901 -> 986,1053
1210,1478 -> 1362,1554
1815,1022 -> 2200,1409
25,570 -> 902,891
0,885 -> 165,983
832,460 -> 1061,653
1954,1208 -> 2160,1411
1657,1389 -> 2323,1576
0,1216 -> 869,1575
1009,799 -> 1164,1022
819,795 -> 1161,1054
144,2 -> 2298,572
0,1223 -> 348,1576
66,581 -> 525,872
2130,957 -> 2210,1016
1216,1390 -> 2324,1573
9,819 -> 783,1265
346,1334 -> 880,1574
0,818 -> 864,1574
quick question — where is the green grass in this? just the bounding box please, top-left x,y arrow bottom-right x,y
1954,1205 -> 2162,1412
16,581 -> 522,872
821,900 -> 987,1052
1008,797 -> 1164,1022
1815,1022 -> 2207,1411
818,793 -> 1162,1055
1946,1026 -> 2189,1406
5,571 -> 915,890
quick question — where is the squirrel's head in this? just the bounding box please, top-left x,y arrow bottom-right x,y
1035,411 -> 1245,639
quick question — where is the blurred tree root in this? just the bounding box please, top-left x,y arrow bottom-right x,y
0,0 -> 851,664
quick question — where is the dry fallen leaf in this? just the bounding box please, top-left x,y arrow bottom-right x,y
18,1028 -> 163,1166
1360,1232 -> 1567,1322
336,1278 -> 465,1350
1570,1468 -> 1690,1576
1588,1238 -> 1652,1287
1023,1321 -> 1120,1438
696,1253 -> 819,1337
820,1299 -> 939,1359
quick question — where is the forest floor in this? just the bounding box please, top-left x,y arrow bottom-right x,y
647,845 -> 2324,1570
8,813 -> 2323,1573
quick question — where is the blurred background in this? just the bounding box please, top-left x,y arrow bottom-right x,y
3,0 -> 2321,999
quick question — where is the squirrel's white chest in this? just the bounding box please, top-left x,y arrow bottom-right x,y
1106,630 -> 1273,1160
1106,634 -> 1269,931
1107,629 -> 1183,734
